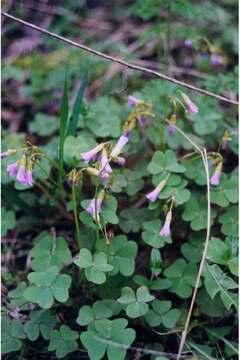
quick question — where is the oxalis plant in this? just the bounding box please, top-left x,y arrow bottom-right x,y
2,79 -> 238,360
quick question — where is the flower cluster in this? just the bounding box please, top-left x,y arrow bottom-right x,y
80,132 -> 129,185
1,145 -> 42,187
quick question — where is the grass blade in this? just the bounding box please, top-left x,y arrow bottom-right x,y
58,72 -> 69,191
67,71 -> 88,136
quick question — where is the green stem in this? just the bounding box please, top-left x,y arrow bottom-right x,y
94,185 -> 100,252
72,184 -> 81,249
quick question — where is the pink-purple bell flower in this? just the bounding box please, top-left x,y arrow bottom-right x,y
159,211 -> 172,237
146,186 -> 161,203
110,133 -> 129,158
146,177 -> 168,203
181,93 -> 199,114
80,144 -> 104,164
210,162 -> 222,186
7,162 -> 18,177
86,190 -> 104,222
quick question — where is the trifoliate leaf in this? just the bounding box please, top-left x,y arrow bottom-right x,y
80,318 -> 135,360
29,113 -> 59,136
99,235 -> 137,276
182,197 -> 216,230
86,97 -> 121,138
218,206 -> 238,237
147,150 -> 185,175
164,259 -> 199,298
77,300 -> 114,326
23,266 -> 71,309
30,234 -> 72,271
74,249 -> 113,284
24,310 -> 57,341
145,300 -> 181,328
2,317 -> 26,354
211,174 -> 238,207
142,220 -> 172,248
48,325 -> 78,359
118,286 -> 155,318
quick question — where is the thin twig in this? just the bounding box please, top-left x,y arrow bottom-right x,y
1,11 -> 238,106
164,120 -> 211,360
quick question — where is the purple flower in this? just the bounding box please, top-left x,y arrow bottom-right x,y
146,179 -> 167,203
7,162 -> 18,177
159,211 -> 172,237
184,39 -> 193,48
181,93 -> 199,114
86,191 -> 104,221
210,170 -> 221,186
80,144 -> 104,164
210,162 -> 222,186
167,123 -> 175,135
25,169 -> 33,186
110,133 -> 129,158
1,152 -> 8,159
211,54 -> 223,66
146,187 -> 161,203
16,164 -> 27,185
128,95 -> 141,107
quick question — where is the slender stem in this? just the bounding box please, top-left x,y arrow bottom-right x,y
163,118 -> 211,360
94,185 -> 100,252
72,184 -> 81,249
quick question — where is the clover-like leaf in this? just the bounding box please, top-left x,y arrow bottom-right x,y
23,266 -> 71,309
142,220 -> 172,248
101,195 -> 119,225
147,150 -> 185,175
48,325 -> 78,359
99,235 -> 137,276
211,174 -> 238,207
64,133 -> 96,166
182,197 -> 216,231
29,113 -> 59,136
118,286 -> 155,318
158,180 -> 191,205
119,207 -> 151,233
145,300 -> 181,328
181,233 -> 203,263
77,300 -> 115,326
80,318 -> 136,360
86,97 -> 121,138
30,234 -> 72,271
74,248 -> 113,284
2,317 -> 26,354
164,259 -> 199,298
219,206 -> 238,237
8,282 -> 28,308
24,310 -> 57,341
123,169 -> 145,196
